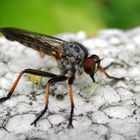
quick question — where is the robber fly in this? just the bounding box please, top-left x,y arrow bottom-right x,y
0,28 -> 123,128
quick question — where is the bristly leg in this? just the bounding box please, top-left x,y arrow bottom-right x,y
0,67 -> 69,127
99,66 -> 125,81
31,76 -> 68,126
31,105 -> 48,127
68,103 -> 74,128
0,69 -> 58,103
0,97 -> 11,103
104,62 -> 124,70
31,83 -> 50,126
67,76 -> 75,128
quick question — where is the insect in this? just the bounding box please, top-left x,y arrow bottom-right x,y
0,28 -> 124,128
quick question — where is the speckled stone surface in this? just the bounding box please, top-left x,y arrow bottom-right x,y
0,27 -> 140,140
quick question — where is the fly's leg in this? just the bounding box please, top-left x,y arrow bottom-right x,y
99,66 -> 125,81
31,75 -> 68,126
0,69 -> 58,102
67,76 -> 75,128
104,62 -> 124,70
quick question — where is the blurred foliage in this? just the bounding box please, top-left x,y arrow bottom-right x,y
100,0 -> 140,29
0,0 -> 140,34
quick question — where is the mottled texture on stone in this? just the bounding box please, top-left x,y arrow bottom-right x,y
0,27 -> 140,140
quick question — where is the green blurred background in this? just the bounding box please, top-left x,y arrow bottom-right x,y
0,0 -> 140,34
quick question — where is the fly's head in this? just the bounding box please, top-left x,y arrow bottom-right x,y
83,54 -> 102,82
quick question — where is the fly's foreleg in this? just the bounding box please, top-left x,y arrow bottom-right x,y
99,66 -> 125,81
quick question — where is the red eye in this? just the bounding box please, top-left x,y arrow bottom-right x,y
84,58 -> 93,69
84,55 -> 101,75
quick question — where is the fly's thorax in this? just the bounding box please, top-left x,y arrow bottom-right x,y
63,41 -> 88,61
57,41 -> 88,77
58,56 -> 78,77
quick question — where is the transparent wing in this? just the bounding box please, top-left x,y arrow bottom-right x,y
0,28 -> 65,58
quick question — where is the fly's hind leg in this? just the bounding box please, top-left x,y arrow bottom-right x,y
31,75 -> 68,126
0,68 -> 58,102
